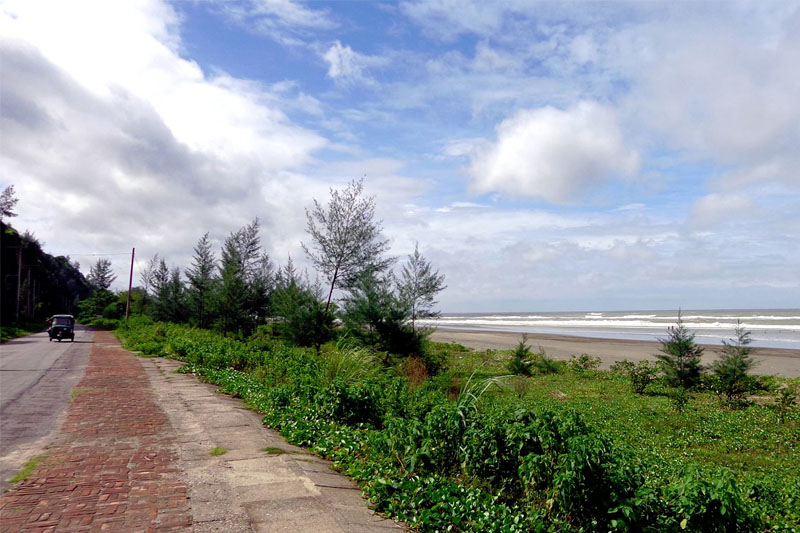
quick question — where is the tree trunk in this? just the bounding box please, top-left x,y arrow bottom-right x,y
324,264 -> 340,314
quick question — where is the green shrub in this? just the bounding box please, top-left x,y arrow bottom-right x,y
567,353 -> 601,373
610,359 -> 635,375
628,360 -> 660,394
84,317 -> 120,330
670,386 -> 691,413
773,383 -> 798,424
662,469 -> 762,532
530,349 -> 563,375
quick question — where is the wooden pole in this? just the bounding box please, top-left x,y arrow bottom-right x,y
15,246 -> 22,321
125,247 -> 135,321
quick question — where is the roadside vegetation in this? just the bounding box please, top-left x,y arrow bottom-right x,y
116,315 -> 799,532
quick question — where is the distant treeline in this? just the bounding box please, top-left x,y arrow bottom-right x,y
1,220 -> 91,323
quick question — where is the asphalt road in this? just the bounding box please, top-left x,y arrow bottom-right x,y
0,325 -> 93,493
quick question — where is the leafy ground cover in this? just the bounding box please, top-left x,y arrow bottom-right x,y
0,319 -> 42,342
116,318 -> 800,532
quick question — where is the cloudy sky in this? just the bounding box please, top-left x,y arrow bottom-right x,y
1,0 -> 798,312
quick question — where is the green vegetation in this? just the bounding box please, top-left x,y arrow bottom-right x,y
70,387 -> 88,401
657,313 -> 705,389
710,321 -> 759,404
264,446 -> 290,455
210,446 -> 227,456
507,334 -> 534,376
8,455 -> 47,483
116,317 -> 800,532
0,319 -> 41,342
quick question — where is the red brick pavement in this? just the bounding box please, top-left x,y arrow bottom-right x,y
0,331 -> 191,532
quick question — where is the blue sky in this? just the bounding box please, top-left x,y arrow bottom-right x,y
1,0 -> 799,312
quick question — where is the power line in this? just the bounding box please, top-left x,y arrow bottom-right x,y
66,252 -> 133,257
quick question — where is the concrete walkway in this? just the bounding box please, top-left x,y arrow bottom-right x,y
0,331 -> 404,532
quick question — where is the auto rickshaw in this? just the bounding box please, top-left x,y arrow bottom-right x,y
48,314 -> 75,342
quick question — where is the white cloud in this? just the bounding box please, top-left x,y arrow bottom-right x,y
322,41 -> 386,86
248,0 -> 334,29
400,0 -> 507,40
469,102 -> 639,203
689,193 -> 754,228
0,0 -> 330,287
210,0 -> 335,45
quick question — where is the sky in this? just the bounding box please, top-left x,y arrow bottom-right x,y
1,0 -> 799,312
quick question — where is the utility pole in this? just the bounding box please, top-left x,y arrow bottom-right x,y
125,247 -> 135,320
15,245 -> 22,321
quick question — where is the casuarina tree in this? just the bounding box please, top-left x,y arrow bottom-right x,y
657,312 -> 704,389
87,258 -> 117,291
302,178 -> 393,313
711,321 -> 758,402
397,242 -> 446,330
0,184 -> 18,220
185,233 -> 217,328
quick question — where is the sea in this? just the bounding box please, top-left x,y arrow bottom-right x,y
418,309 -> 800,350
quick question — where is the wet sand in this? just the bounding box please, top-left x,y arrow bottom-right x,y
429,328 -> 800,378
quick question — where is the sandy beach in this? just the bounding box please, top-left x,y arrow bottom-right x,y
430,328 -> 800,378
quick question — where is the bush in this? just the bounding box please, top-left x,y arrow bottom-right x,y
102,301 -> 123,319
516,409 -> 641,529
628,360 -> 660,394
84,317 -> 120,330
530,349 -> 563,375
773,383 -> 798,424
662,469 -> 762,532
567,353 -> 601,373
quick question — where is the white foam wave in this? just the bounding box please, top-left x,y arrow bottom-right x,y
422,318 -> 800,332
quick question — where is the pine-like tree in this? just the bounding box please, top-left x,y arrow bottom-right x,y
87,258 -> 117,291
656,313 -> 704,389
341,269 -> 421,356
215,232 -> 252,336
185,233 -> 217,328
272,256 -> 332,353
154,267 -> 186,323
397,242 -> 446,330
711,321 -> 758,402
0,184 -> 18,220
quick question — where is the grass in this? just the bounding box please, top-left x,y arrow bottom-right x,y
209,446 -> 227,456
8,455 -> 47,483
264,446 -> 290,455
443,349 -> 800,497
70,387 -> 87,401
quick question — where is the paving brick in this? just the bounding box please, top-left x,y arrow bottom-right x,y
0,331 -> 191,532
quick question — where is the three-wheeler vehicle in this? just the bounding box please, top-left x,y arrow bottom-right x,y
48,314 -> 75,342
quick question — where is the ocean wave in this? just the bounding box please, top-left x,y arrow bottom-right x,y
421,318 -> 800,332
